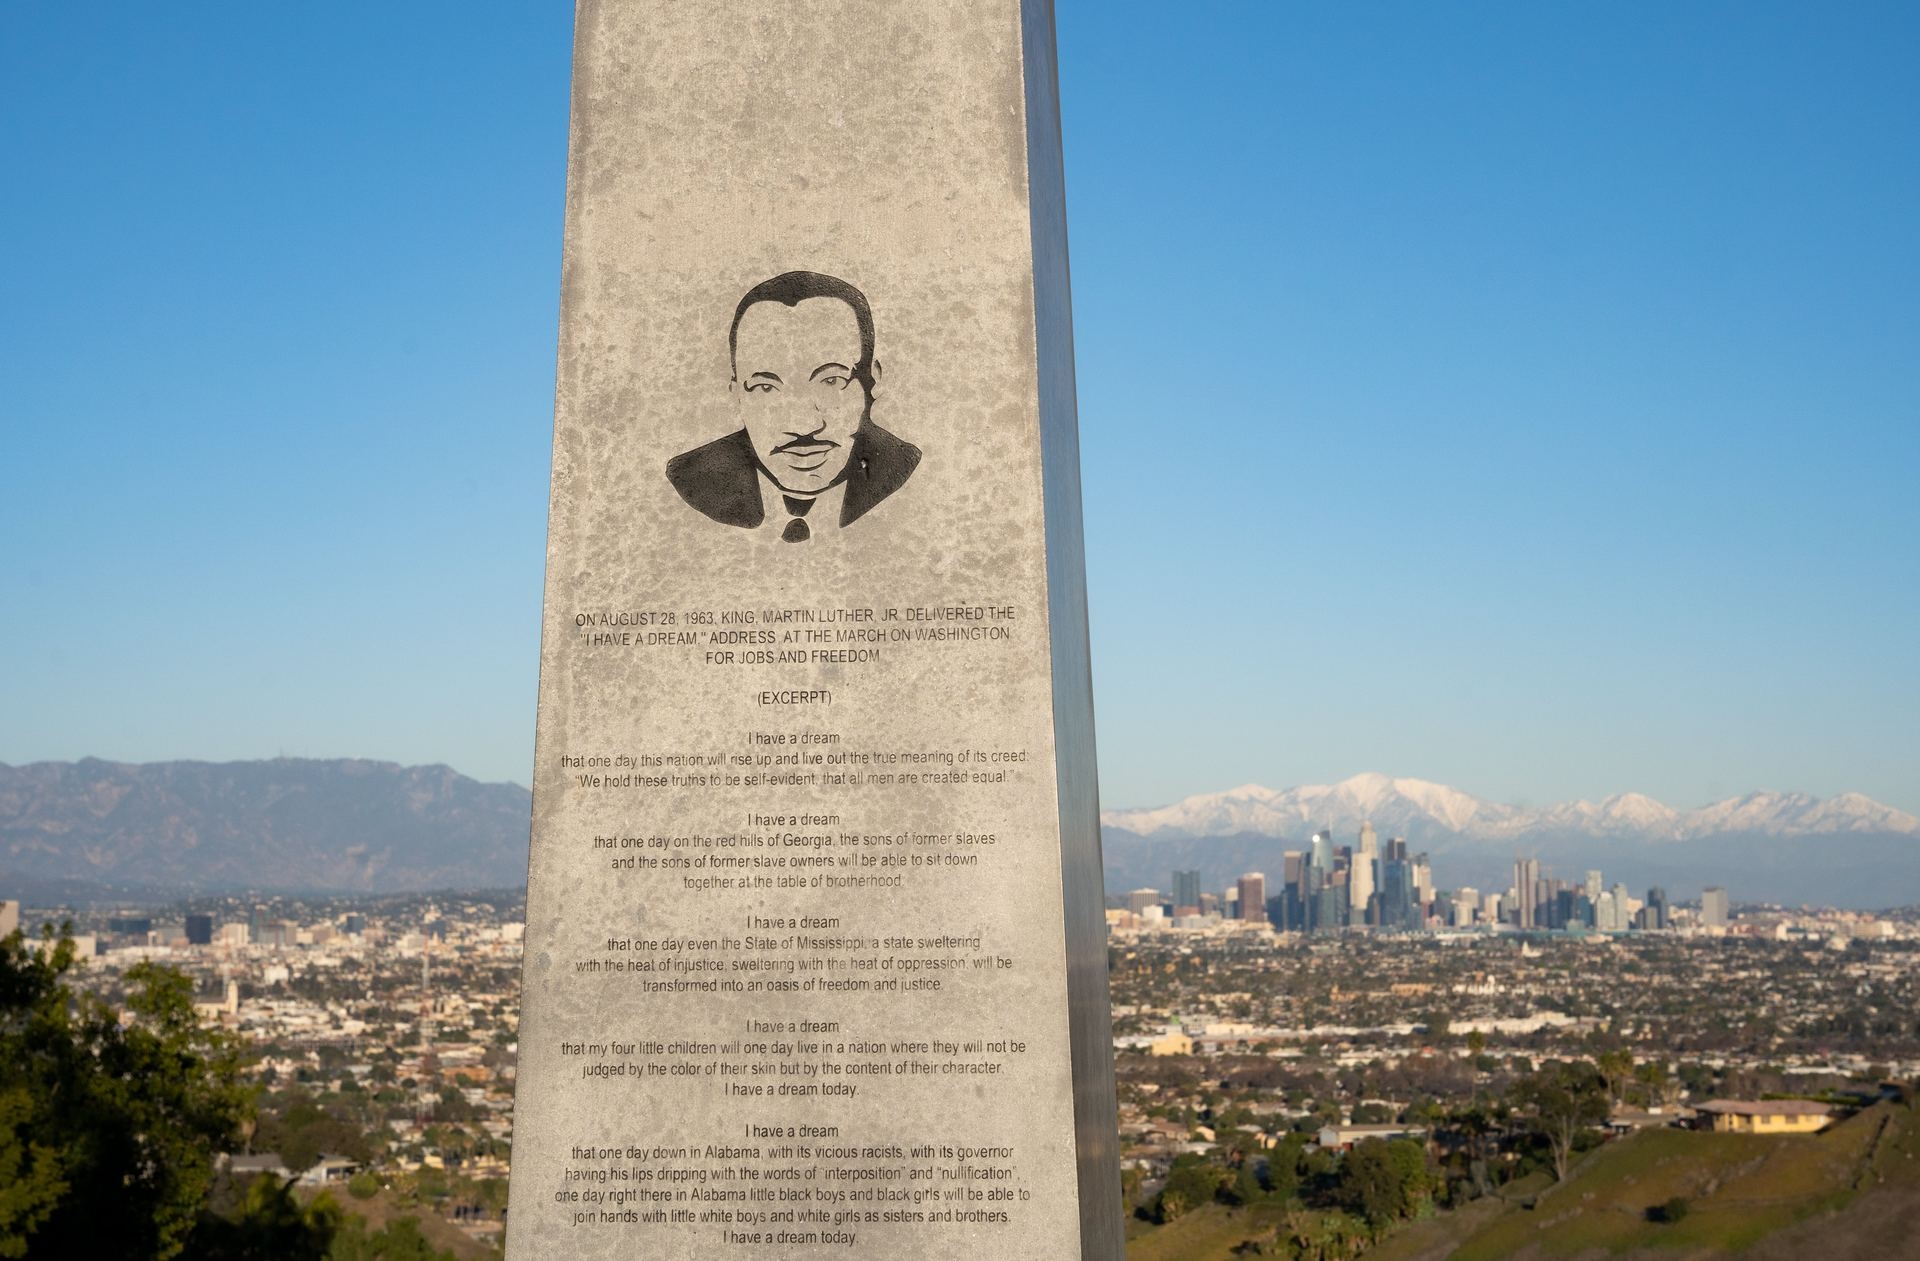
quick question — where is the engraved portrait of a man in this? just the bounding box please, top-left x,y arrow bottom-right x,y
666,271 -> 921,542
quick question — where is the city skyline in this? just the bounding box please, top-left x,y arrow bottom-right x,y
1124,831 -> 1733,936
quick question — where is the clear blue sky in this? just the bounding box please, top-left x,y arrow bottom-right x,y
2,3 -> 1915,814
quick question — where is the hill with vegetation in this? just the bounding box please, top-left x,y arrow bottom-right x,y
1123,1096 -> 1920,1260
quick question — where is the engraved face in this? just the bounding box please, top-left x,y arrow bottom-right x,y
732,297 -> 868,495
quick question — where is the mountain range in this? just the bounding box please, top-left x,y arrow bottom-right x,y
1,759 -> 1913,910
1103,773 -> 1920,844
1099,773 -> 1920,910
0,758 -> 531,900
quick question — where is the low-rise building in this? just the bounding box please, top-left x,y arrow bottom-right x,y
1694,1099 -> 1832,1134
1317,1123 -> 1424,1152
1148,1029 -> 1193,1057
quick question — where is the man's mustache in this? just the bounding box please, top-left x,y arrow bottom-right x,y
772,435 -> 840,455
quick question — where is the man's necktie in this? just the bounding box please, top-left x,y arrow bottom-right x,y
781,495 -> 814,543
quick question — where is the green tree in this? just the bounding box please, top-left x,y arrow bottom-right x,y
1595,1048 -> 1635,1110
1334,1136 -> 1431,1236
1381,1139 -> 1433,1214
1225,1161 -> 1266,1206
257,1090 -> 377,1174
1264,1135 -> 1305,1203
1510,1061 -> 1609,1182
0,930 -> 257,1258
192,1177 -> 343,1261
432,1086 -> 475,1124
1336,1140 -> 1407,1231
1637,1060 -> 1680,1108
1155,1153 -> 1228,1222
0,1087 -> 67,1256
1120,1164 -> 1145,1214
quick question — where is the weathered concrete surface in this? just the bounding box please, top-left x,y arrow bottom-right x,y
506,3 -> 1116,1256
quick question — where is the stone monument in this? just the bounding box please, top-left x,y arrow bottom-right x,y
505,2 -> 1118,1256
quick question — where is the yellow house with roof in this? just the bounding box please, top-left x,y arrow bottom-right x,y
1694,1099 -> 1832,1134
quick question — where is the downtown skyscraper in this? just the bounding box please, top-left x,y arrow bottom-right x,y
1514,857 -> 1541,929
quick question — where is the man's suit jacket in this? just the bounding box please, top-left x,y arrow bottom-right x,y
665,423 -> 921,530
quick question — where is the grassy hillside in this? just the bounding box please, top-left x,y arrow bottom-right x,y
1126,1097 -> 1920,1261
1124,1203 -> 1295,1261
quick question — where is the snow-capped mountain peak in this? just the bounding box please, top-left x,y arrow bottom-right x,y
1101,776 -> 1917,845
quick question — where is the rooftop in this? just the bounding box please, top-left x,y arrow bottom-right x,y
1695,1099 -> 1832,1116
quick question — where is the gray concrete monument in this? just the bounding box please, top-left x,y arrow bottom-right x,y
505,2 -> 1118,1256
